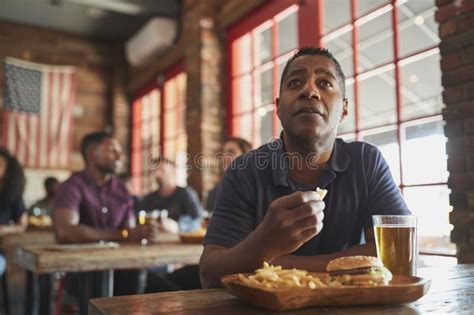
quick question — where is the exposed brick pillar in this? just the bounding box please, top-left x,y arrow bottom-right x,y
183,0 -> 225,199
437,0 -> 474,263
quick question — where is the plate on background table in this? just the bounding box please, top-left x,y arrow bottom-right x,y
221,273 -> 431,311
179,228 -> 206,244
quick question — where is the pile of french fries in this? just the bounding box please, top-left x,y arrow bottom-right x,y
239,262 -> 327,290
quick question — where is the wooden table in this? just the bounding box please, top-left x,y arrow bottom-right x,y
89,264 -> 474,315
16,242 -> 202,273
15,238 -> 203,315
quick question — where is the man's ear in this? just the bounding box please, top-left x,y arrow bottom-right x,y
275,97 -> 280,116
340,98 -> 349,122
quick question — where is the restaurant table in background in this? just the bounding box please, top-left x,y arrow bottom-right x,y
0,231 -> 55,315
15,234 -> 203,315
89,264 -> 474,315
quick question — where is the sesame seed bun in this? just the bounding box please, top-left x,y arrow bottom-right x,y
326,256 -> 383,272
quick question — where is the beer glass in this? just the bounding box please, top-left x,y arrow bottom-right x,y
138,210 -> 160,245
372,215 -> 417,276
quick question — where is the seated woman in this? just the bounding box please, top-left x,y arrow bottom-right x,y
0,148 -> 28,313
0,148 -> 28,274
206,137 -> 252,212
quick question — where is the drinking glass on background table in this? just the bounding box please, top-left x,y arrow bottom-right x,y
373,215 -> 418,276
138,210 -> 160,244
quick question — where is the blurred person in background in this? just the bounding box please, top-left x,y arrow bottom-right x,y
206,137 -> 252,212
53,131 -> 158,296
136,157 -> 204,233
137,157 -> 204,293
0,148 -> 28,276
28,176 -> 59,217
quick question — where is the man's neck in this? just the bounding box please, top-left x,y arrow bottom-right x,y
158,185 -> 177,197
86,166 -> 111,186
283,132 -> 335,186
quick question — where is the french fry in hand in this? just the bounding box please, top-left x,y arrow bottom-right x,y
315,187 -> 328,201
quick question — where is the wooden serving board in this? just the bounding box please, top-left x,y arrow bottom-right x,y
221,273 -> 431,311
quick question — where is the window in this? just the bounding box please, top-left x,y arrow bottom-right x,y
131,89 -> 161,195
321,0 -> 452,254
228,0 -> 452,255
131,65 -> 187,195
228,2 -> 300,147
163,72 -> 188,187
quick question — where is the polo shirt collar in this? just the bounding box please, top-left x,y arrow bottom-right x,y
271,137 -> 351,187
81,169 -> 116,189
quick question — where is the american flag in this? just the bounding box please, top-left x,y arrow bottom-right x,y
2,57 -> 76,169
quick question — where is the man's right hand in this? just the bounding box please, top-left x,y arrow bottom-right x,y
254,191 -> 325,260
128,223 -> 158,242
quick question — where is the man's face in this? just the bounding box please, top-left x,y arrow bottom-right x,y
90,138 -> 123,174
276,55 -> 348,142
155,162 -> 175,188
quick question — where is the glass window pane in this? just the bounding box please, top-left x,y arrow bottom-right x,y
402,120 -> 448,185
165,110 -> 177,138
257,106 -> 274,146
277,56 -> 291,94
233,75 -> 253,114
257,26 -> 272,65
234,114 -> 253,142
358,0 -> 390,17
362,129 -> 400,185
338,82 -> 356,134
259,68 -> 273,106
178,106 -> 186,134
403,185 -> 451,237
358,11 -> 393,72
278,11 -> 297,55
359,70 -> 396,129
399,2 -> 439,58
401,53 -> 443,121
233,34 -> 252,75
324,0 -> 351,33
325,31 -> 353,79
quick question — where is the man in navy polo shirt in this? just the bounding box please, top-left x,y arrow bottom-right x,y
200,47 -> 410,288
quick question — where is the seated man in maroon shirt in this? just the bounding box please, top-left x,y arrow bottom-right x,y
53,131 -> 158,296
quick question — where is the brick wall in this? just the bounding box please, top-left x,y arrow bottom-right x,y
183,0 -> 224,199
437,0 -> 474,263
0,21 -> 116,171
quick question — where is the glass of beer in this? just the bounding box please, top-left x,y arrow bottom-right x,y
373,215 -> 417,276
138,210 -> 160,244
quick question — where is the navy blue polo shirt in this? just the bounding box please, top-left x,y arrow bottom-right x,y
204,138 -> 410,256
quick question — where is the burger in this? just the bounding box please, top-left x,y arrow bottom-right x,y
326,256 -> 393,286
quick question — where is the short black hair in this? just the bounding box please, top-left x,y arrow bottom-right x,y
44,177 -> 59,189
279,47 -> 346,97
80,131 -> 113,163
